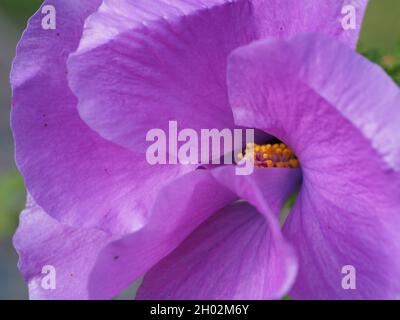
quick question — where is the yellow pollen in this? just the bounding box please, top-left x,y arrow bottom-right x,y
266,160 -> 274,167
289,159 -> 299,168
237,142 -> 300,169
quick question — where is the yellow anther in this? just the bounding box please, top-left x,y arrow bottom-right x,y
266,160 -> 274,167
238,142 -> 300,169
283,149 -> 291,158
289,159 -> 300,168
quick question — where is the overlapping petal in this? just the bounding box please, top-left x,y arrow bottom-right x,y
137,166 -> 301,299
88,170 -> 236,299
227,33 -> 400,299
89,165 -> 301,299
68,0 -> 368,153
11,0 -> 190,234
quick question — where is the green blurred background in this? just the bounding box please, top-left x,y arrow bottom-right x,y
0,0 -> 399,299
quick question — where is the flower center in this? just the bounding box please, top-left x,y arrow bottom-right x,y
237,143 -> 300,168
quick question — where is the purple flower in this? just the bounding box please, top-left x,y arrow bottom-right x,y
11,0 -> 400,300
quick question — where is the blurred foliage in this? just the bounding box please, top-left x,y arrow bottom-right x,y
0,171 -> 25,237
359,0 -> 400,52
358,44 -> 400,85
0,0 -> 43,28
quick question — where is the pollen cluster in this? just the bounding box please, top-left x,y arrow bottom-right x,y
237,143 -> 300,169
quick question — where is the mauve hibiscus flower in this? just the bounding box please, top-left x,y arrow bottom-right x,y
10,0 -> 400,300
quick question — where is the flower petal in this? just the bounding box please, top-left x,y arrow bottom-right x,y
227,33 -> 400,171
135,166 -> 300,299
212,165 -> 301,245
137,202 -> 296,300
252,0 -> 367,47
88,169 -> 236,299
212,165 -> 302,218
11,0 -> 190,234
283,184 -> 400,299
13,197 -> 114,300
227,33 -> 400,299
68,0 -> 367,152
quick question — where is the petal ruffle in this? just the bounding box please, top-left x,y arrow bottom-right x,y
227,33 -> 400,299
87,169 -> 236,299
68,0 -> 367,152
136,166 -> 300,299
211,165 -> 302,251
11,0 -> 190,234
137,202 -> 295,300
13,197 -> 114,300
